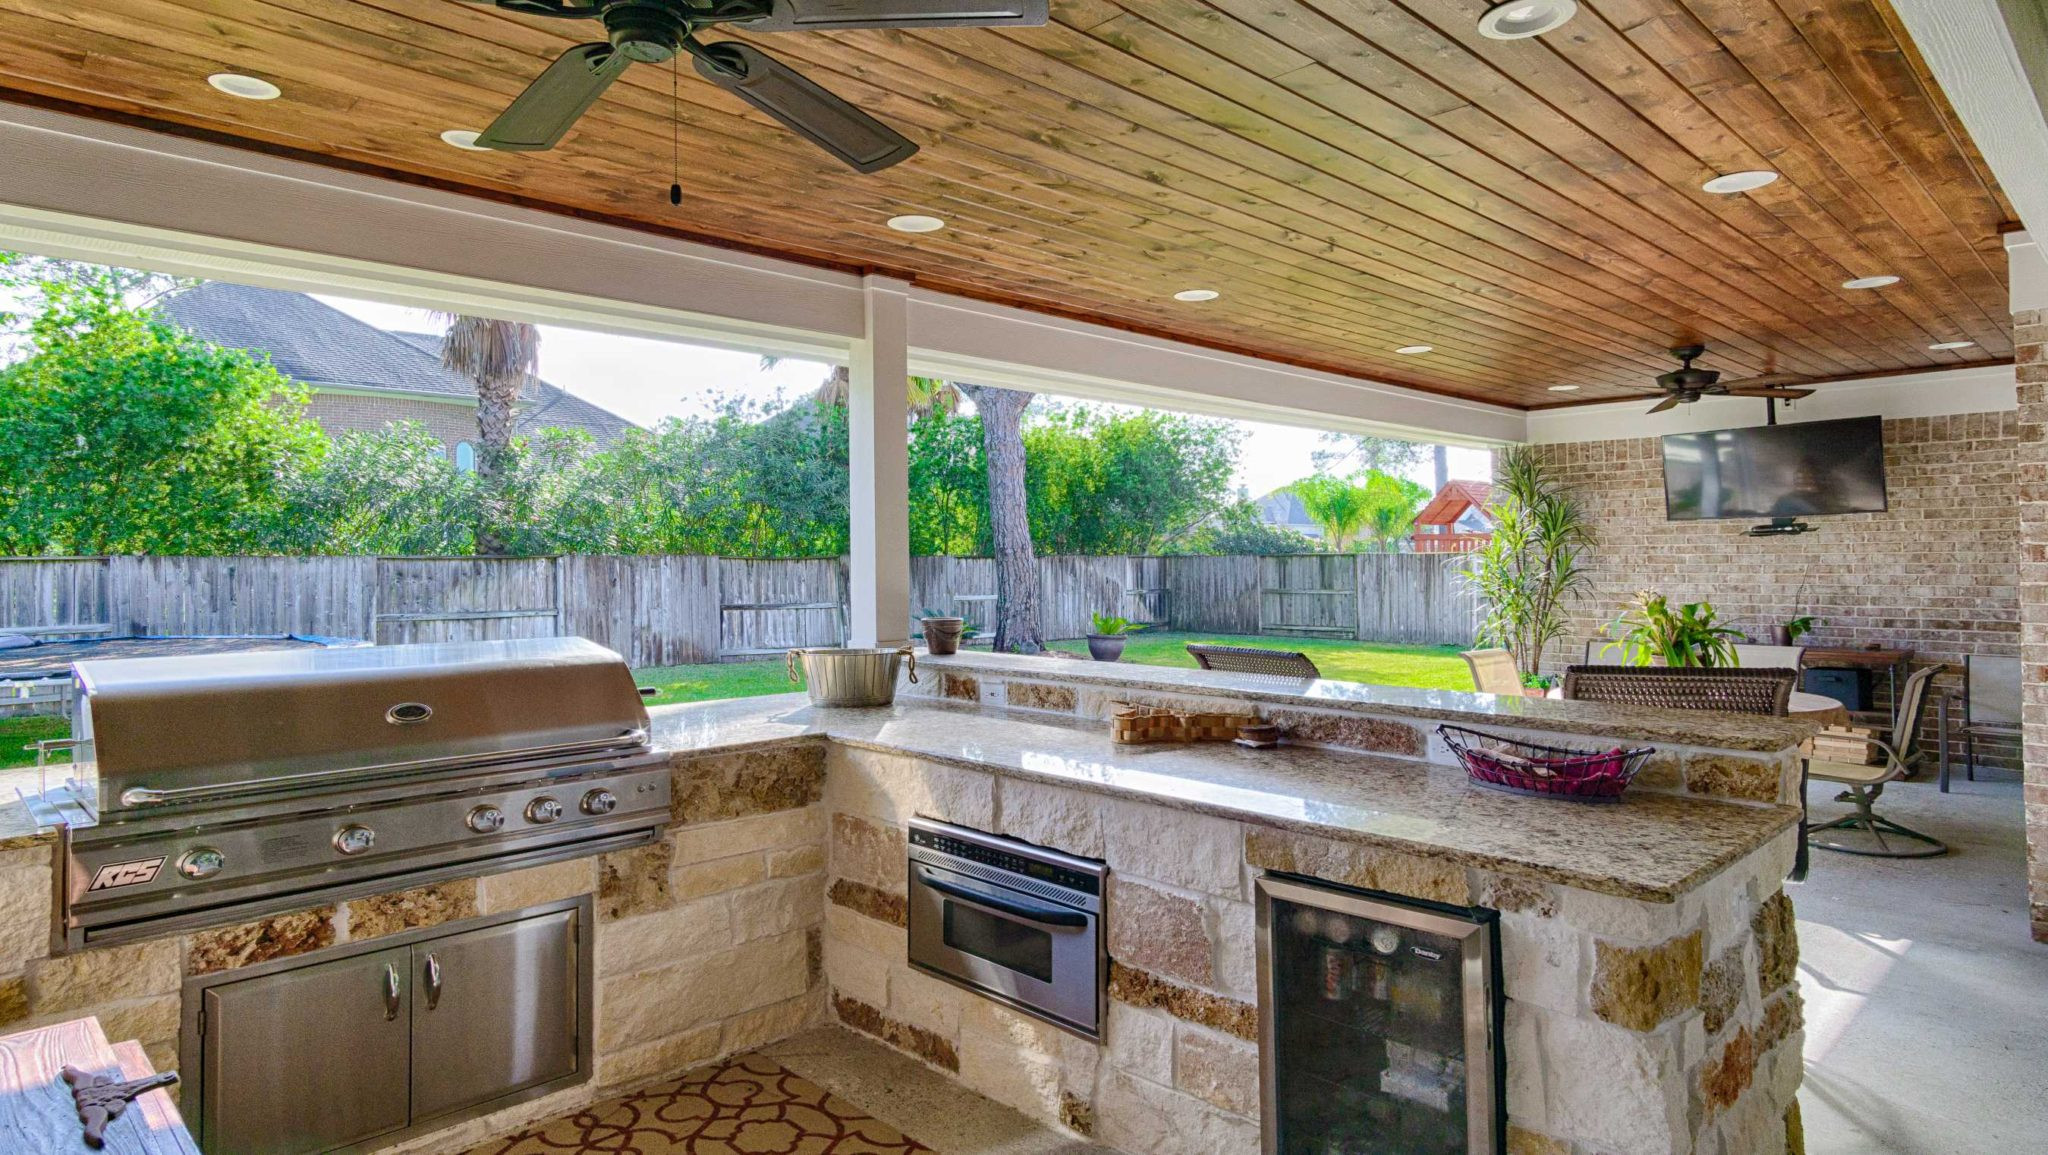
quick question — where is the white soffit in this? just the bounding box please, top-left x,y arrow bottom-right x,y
1890,0 -> 2048,239
0,100 -> 1525,447
1523,364 -> 2018,445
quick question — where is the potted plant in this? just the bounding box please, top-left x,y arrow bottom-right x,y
1772,614 -> 1822,646
1463,447 -> 1596,680
1087,613 -> 1144,662
1603,591 -> 1744,668
919,609 -> 967,656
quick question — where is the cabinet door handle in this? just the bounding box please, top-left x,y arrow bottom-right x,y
423,954 -> 443,1011
383,963 -> 401,1021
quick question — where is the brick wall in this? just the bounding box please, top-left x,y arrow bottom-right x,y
2015,311 -> 2048,942
1528,412 -> 2022,767
305,393 -> 477,449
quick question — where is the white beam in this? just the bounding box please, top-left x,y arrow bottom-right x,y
1891,0 -> 2048,237
2010,232 -> 2048,314
847,278 -> 911,648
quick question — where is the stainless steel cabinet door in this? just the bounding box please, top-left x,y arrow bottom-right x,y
199,944 -> 412,1155
410,906 -> 580,1122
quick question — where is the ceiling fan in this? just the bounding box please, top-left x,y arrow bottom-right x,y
461,2 -> 1049,173
1645,345 -> 1814,414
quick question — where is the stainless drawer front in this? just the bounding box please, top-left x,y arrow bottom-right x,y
412,907 -> 580,1122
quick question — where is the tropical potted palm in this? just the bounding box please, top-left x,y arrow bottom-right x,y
1603,591 -> 1745,667
1463,447 -> 1595,685
1087,613 -> 1144,662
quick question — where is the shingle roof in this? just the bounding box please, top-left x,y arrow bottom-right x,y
1414,480 -> 1495,527
156,282 -> 639,446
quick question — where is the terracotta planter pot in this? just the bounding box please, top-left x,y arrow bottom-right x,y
921,617 -> 965,656
1087,634 -> 1128,662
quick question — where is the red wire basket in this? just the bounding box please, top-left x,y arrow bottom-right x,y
1436,725 -> 1655,803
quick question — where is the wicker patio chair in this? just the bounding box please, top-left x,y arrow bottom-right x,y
1460,648 -> 1526,696
1186,644 -> 1320,679
1809,664 -> 1945,857
1560,665 -> 1797,716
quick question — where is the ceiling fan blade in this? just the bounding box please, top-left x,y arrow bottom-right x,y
694,42 -> 918,173
1648,395 -> 1682,414
740,1 -> 1048,31
1727,387 -> 1816,399
1716,373 -> 1802,390
477,43 -> 629,151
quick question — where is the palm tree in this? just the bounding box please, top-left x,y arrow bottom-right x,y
1288,475 -> 1374,551
759,357 -> 961,418
438,313 -> 539,556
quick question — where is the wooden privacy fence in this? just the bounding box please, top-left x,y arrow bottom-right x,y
0,551 -> 1479,666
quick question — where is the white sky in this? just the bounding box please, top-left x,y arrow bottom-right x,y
319,295 -> 1491,497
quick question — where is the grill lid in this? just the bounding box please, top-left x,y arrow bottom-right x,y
77,636 -> 650,817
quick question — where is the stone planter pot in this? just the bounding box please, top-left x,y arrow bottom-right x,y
1086,633 -> 1128,662
921,617 -> 965,656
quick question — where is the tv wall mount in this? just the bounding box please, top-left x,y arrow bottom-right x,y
1746,518 -> 1816,537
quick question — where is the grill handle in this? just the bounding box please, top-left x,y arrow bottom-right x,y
920,873 -> 1090,929
423,954 -> 443,1011
116,728 -> 651,809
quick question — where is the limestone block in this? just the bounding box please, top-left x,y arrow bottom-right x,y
672,853 -> 767,901
1107,877 -> 1214,987
595,1022 -> 721,1092
1684,753 -> 1780,803
1500,912 -> 1586,1017
1480,873 -> 1559,918
1590,929 -> 1703,1033
1104,800 -> 1243,896
1095,1067 -> 1260,1155
731,873 -> 825,943
475,858 -> 596,915
346,879 -> 480,939
827,941 -> 891,1010
31,994 -> 182,1059
825,748 -> 995,829
1106,1001 -> 1174,1084
670,743 -> 824,825
598,930 -> 809,1051
825,901 -> 907,961
941,672 -> 982,702
1173,1025 -> 1259,1117
959,1026 -> 1064,1120
1700,944 -> 1747,1037
1700,1026 -> 1757,1116
1752,892 -> 1798,995
888,964 -> 966,1038
1261,707 -> 1423,757
0,844 -> 51,874
185,906 -> 338,976
1502,1003 -> 1551,1136
0,860 -> 53,972
1245,827 -> 1470,905
670,805 -> 822,865
768,845 -> 826,879
1506,1124 -> 1573,1155
1520,1004 -> 1687,1155
831,812 -> 906,892
29,939 -> 180,1016
1212,898 -> 1257,999
1004,681 -> 1078,713
1554,884 -> 1686,947
0,973 -> 26,1028
1107,963 -> 1257,1041
1631,750 -> 1684,794
720,989 -> 824,1055
598,895 -> 733,977
833,992 -> 959,1071
828,878 -> 906,927
997,777 -> 1106,858
596,842 -> 673,920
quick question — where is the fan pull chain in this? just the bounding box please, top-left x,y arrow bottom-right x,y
669,55 -> 682,206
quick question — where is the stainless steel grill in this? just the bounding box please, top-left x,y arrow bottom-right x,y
55,636 -> 671,950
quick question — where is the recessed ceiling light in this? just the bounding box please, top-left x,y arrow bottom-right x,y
1477,0 -> 1579,40
207,73 -> 281,101
440,129 -> 492,152
886,214 -> 946,233
1928,340 -> 1975,351
1842,275 -> 1900,290
1394,344 -> 1434,355
1547,384 -> 1581,392
1702,170 -> 1779,194
1173,289 -> 1220,302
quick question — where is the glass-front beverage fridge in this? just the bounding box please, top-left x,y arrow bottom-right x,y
1256,875 -> 1503,1155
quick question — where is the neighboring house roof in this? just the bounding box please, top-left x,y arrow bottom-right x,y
1254,489 -> 1325,539
1415,480 -> 1495,528
156,282 -> 639,446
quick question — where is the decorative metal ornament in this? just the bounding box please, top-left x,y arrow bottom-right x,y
63,1064 -> 180,1149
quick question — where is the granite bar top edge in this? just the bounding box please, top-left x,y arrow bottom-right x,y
649,694 -> 1799,904
918,652 -> 1820,753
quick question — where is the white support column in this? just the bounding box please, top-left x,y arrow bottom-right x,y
848,276 -> 912,648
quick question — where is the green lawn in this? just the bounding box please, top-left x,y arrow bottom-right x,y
1047,630 -> 1472,690
1,635 -> 1472,771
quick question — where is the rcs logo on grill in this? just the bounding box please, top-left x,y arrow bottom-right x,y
86,857 -> 166,891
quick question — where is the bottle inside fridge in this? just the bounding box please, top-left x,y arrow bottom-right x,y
1257,874 -> 1502,1155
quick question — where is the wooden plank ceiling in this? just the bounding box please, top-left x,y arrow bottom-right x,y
0,0 -> 2017,410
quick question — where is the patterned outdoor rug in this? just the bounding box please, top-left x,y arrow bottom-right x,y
467,1054 -> 934,1154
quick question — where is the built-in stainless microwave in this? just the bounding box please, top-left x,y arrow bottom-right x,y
906,817 -> 1106,1040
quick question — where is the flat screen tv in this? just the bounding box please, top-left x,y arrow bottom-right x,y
1662,416 -> 1887,521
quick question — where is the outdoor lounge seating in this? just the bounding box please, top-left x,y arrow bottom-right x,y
1809,665 -> 1946,857
1561,665 -> 1798,716
1460,648 -> 1525,696
1185,644 -> 1320,679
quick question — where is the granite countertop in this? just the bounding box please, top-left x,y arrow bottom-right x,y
916,652 -> 1820,753
651,694 -> 1799,903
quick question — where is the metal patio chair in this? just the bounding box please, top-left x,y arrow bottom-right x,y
1185,644 -> 1320,679
1938,654 -> 2020,791
1732,643 -> 1806,670
1808,665 -> 1946,857
1460,648 -> 1526,696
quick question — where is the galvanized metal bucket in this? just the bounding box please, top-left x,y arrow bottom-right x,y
786,647 -> 918,707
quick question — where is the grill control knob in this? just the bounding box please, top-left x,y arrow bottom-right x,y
467,805 -> 507,834
333,824 -> 376,856
178,847 -> 226,880
525,797 -> 564,825
580,789 -> 618,816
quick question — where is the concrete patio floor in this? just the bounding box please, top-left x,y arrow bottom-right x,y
1795,771 -> 2046,1154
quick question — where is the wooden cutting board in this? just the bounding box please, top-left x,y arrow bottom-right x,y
0,1016 -> 197,1154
